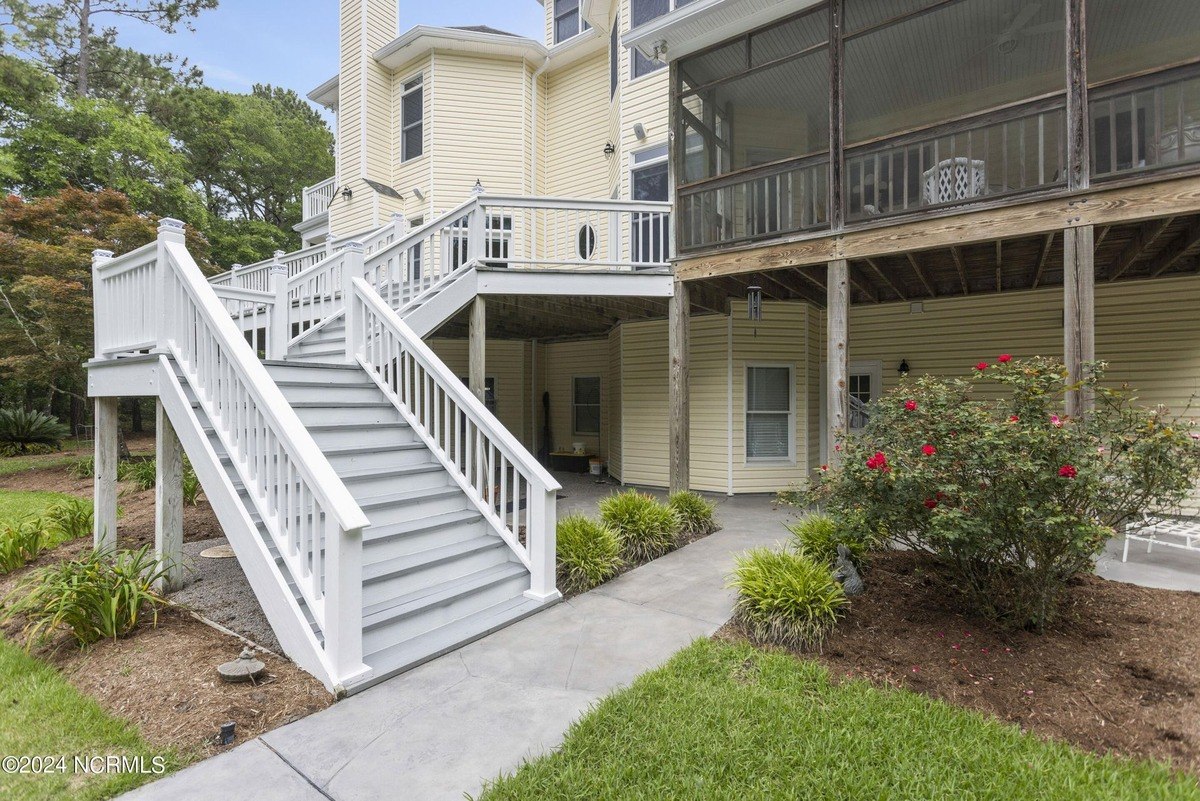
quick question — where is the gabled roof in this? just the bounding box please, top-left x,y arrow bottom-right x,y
450,25 -> 519,37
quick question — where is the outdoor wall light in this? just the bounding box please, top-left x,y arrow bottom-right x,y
603,141 -> 616,156
632,123 -> 647,141
412,187 -> 425,200
747,285 -> 763,321
899,359 -> 910,376
341,186 -> 353,201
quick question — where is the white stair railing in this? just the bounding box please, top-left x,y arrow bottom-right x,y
93,219 -> 372,686
347,277 -> 562,601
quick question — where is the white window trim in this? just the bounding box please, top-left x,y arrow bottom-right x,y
553,0 -> 590,44
744,362 -> 795,465
572,374 -> 602,436
400,72 -> 424,163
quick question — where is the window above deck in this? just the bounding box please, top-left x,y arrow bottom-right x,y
672,0 -> 1200,254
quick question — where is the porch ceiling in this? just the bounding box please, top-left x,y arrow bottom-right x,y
429,293 -> 677,341
691,212 -> 1200,307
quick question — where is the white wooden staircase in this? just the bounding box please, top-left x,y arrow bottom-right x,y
88,195 -> 670,694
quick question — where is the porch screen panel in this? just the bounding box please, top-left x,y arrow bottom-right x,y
843,0 -> 1066,146
1087,0 -> 1200,86
746,366 -> 791,460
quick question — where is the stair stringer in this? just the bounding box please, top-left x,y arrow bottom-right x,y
156,355 -> 341,692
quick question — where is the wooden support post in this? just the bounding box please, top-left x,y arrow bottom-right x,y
154,400 -> 184,592
828,0 -> 845,231
341,241 -> 365,363
1066,0 -> 1089,191
93,397 -> 120,550
1063,225 -> 1096,417
827,260 -> 849,464
669,278 -> 690,494
469,296 -> 486,403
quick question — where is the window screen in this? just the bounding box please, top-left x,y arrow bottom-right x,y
746,366 -> 791,459
401,76 -> 423,162
573,376 -> 601,435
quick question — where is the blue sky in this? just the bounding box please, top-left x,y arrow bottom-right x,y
110,1 -> 544,103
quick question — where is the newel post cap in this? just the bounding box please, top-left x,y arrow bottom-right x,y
157,217 -> 186,241
340,240 -> 364,254
91,249 -> 115,266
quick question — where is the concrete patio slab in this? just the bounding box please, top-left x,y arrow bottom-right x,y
120,739 -> 329,801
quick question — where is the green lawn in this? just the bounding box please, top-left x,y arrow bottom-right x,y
0,443 -> 90,478
0,491 -> 81,528
0,638 -> 176,800
479,639 -> 1200,801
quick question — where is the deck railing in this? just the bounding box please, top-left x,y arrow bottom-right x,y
1090,66 -> 1200,182
92,219 -> 371,685
348,277 -> 561,600
303,177 -> 336,220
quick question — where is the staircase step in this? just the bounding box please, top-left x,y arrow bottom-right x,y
358,485 -> 469,526
274,381 -> 381,403
262,361 -> 366,384
322,442 -> 432,470
287,346 -> 347,363
351,594 -> 548,693
361,562 -> 530,653
305,421 -> 416,448
364,508 -> 487,555
362,535 -> 511,607
292,401 -> 402,426
340,462 -> 449,497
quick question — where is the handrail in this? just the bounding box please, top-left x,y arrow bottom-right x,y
348,277 -> 561,600
152,220 -> 367,680
303,176 -> 337,220
92,241 -> 159,355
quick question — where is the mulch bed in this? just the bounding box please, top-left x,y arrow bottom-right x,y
723,549 -> 1200,773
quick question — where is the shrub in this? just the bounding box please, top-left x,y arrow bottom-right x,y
556,514 -> 623,594
668,490 -> 718,537
802,356 -> 1200,629
728,548 -> 846,650
121,458 -> 157,491
2,546 -> 170,646
0,408 -> 69,453
599,490 -> 681,563
182,468 -> 202,506
44,498 -> 93,542
0,519 -> 48,573
69,456 -> 95,478
0,442 -> 55,457
786,513 -> 869,567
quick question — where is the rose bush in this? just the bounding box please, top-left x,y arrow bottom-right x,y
794,356 -> 1200,629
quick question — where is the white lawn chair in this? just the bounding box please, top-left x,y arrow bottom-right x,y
1122,512 -> 1200,562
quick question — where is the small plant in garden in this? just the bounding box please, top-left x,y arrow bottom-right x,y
182,467 -> 202,505
0,519 -> 48,573
786,513 -> 870,567
44,498 -> 93,542
668,490 -> 718,537
0,408 -> 69,454
69,455 -> 95,478
2,545 -> 170,647
556,514 -> 623,594
801,356 -> 1200,629
599,489 -> 682,563
728,547 -> 846,650
121,458 -> 157,491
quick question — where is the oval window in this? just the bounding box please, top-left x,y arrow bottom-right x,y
577,224 -> 597,259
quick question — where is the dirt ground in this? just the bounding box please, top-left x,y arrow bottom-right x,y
723,549 -> 1200,773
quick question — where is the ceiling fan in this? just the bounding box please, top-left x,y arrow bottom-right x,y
985,2 -> 1064,55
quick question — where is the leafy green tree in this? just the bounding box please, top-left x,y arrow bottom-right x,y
48,28 -> 203,110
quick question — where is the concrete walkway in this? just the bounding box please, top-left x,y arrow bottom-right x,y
123,492 -> 788,801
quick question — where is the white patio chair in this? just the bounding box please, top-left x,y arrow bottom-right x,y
922,157 -> 987,206
1122,512 -> 1200,562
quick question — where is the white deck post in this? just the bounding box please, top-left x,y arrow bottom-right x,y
827,259 -> 849,465
467,202 -> 486,265
342,241 -> 365,363
669,277 -> 690,493
156,218 -> 185,350
322,515 -> 366,687
1063,224 -> 1096,417
525,486 -> 560,601
154,399 -> 185,591
268,251 -> 289,360
94,396 -> 120,550
469,297 -> 486,403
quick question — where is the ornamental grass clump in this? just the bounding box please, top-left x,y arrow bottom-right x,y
0,519 -> 48,574
728,548 -> 846,651
0,408 -> 68,454
668,490 -> 718,538
803,355 -> 1200,629
556,514 -> 623,594
599,490 -> 681,563
2,545 -> 170,647
786,513 -> 870,567
44,498 -> 93,542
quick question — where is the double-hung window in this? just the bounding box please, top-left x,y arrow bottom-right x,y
553,0 -> 590,43
746,365 -> 793,461
630,0 -> 695,78
609,13 -> 620,99
400,75 -> 423,162
573,376 -> 601,436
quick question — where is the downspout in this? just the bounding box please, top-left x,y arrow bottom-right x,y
530,56 -> 551,196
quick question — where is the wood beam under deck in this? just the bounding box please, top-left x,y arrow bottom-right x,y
1032,232 -> 1056,289
864,257 -> 907,301
1107,217 -> 1173,281
906,254 -> 936,298
676,174 -> 1200,282
1148,217 -> 1200,278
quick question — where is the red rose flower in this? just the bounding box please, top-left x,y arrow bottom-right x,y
921,444 -> 936,456
904,399 -> 918,411
866,451 -> 888,470
935,491 -> 947,500
1009,415 -> 1020,422
924,498 -> 938,509
998,353 -> 1012,363
1058,464 -> 1078,479
975,362 -> 989,371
